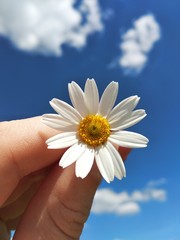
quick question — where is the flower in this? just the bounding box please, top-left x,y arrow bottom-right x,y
42,79 -> 148,183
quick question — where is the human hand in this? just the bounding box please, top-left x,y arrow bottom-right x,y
0,116 -> 130,240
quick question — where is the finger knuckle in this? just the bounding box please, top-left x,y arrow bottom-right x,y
47,195 -> 88,239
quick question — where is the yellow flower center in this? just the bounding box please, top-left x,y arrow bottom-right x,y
78,115 -> 110,147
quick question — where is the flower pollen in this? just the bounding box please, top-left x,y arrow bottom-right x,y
78,115 -> 110,147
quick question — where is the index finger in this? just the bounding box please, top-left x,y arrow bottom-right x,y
0,116 -> 63,205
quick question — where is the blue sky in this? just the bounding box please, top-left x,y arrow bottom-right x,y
1,0 -> 180,239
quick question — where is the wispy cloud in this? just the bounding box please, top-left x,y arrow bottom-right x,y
119,14 -> 161,74
0,0 -> 103,56
147,178 -> 167,187
91,178 -> 167,216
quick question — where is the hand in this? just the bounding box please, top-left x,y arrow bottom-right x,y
0,117 -> 130,240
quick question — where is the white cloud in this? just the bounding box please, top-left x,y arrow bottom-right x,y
92,189 -> 138,215
119,14 -> 161,74
0,0 -> 103,56
132,188 -> 167,202
91,179 -> 167,216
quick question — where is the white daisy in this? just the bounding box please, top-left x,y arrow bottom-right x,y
42,79 -> 148,183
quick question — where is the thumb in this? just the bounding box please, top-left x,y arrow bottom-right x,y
13,162 -> 101,240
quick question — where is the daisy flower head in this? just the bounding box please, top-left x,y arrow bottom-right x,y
42,79 -> 148,183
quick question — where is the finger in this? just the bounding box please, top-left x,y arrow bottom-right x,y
0,178 -> 44,223
0,168 -> 52,231
13,147 -> 129,240
14,164 -> 100,240
0,117 -> 64,205
3,167 -> 51,207
119,146 -> 131,160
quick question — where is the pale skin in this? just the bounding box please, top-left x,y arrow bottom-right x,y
0,116 -> 131,240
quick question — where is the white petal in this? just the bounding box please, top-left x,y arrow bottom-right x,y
108,95 -> 140,122
94,152 -> 110,183
42,114 -> 71,126
68,81 -> 88,117
111,110 -> 147,130
109,109 -> 129,127
84,78 -> 99,114
109,131 -> 149,148
46,132 -> 78,149
75,147 -> 94,178
95,144 -> 115,182
42,114 -> 77,131
50,98 -> 81,124
60,143 -> 86,168
98,81 -> 118,117
106,141 -> 126,180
